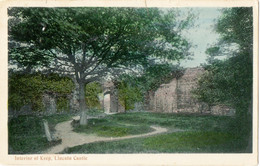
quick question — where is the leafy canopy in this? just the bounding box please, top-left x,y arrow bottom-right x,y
8,7 -> 193,116
193,7 -> 253,136
9,7 -> 191,78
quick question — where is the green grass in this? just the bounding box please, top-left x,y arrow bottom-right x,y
63,131 -> 248,153
8,114 -> 72,154
85,108 -> 105,117
9,112 -> 251,154
105,112 -> 235,132
73,118 -> 153,137
64,112 -> 251,153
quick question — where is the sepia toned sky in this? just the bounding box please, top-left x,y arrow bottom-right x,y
179,8 -> 222,68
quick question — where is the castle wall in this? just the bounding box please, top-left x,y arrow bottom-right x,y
152,78 -> 178,113
149,68 -> 235,116
175,68 -> 204,113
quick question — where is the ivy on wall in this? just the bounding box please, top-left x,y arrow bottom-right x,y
85,82 -> 102,109
117,81 -> 143,111
8,73 -> 74,112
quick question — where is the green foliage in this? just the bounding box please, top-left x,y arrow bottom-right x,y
194,53 -> 252,109
85,82 -> 102,109
205,46 -> 221,64
9,47 -> 54,68
193,7 -> 253,137
9,74 -> 44,111
8,73 -> 74,112
216,8 -> 253,54
205,47 -> 220,56
56,96 -> 70,112
117,81 -> 143,111
9,8 -> 191,69
9,7 -> 192,113
120,64 -> 183,93
8,114 -> 72,154
141,64 -> 184,91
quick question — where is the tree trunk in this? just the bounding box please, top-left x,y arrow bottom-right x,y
78,82 -> 88,125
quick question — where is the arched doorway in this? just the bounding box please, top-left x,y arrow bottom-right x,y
103,91 -> 111,113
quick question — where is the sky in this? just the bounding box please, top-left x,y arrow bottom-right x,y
178,8 -> 222,68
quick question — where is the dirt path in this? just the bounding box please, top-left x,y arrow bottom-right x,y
44,116 -> 168,154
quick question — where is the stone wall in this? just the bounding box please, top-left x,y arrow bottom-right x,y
102,81 -> 125,113
9,68 -> 235,116
151,78 -> 178,113
148,67 -> 235,116
176,68 -> 205,113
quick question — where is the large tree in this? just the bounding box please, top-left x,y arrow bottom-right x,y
193,8 -> 253,143
9,7 -> 191,125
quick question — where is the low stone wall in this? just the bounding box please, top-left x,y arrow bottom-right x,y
211,105 -> 236,116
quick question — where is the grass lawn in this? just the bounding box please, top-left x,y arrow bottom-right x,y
8,114 -> 72,154
63,131 -> 247,153
65,112 -> 251,153
8,112 -> 251,154
73,118 -> 154,137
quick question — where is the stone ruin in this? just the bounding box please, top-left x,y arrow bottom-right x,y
40,68 -> 235,115
100,68 -> 235,116
147,67 -> 235,116
9,80 -> 124,116
101,81 -> 125,113
9,67 -> 235,116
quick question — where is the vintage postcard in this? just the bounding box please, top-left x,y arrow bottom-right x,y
0,0 -> 258,165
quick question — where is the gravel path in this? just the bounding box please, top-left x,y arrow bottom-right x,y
44,116 -> 168,154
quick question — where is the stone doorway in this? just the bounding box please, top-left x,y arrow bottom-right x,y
103,91 -> 111,113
